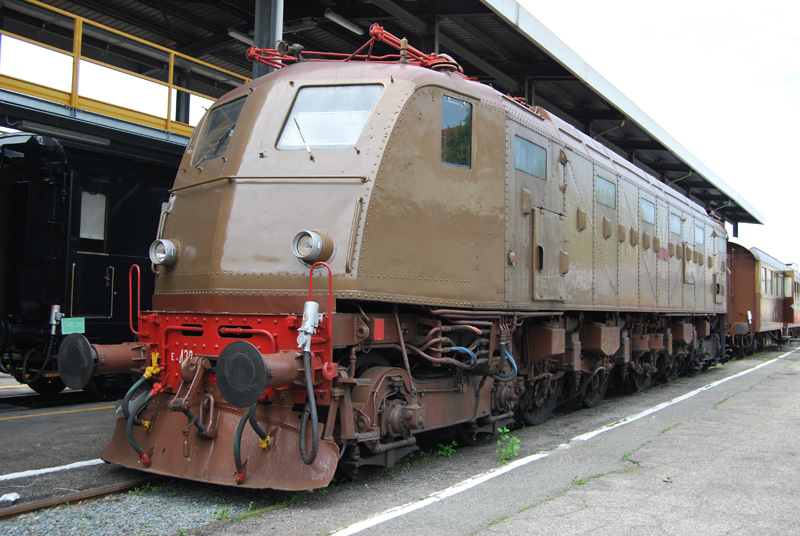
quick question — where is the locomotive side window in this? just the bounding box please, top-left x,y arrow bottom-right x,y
441,96 -> 472,168
514,136 -> 546,179
640,199 -> 655,224
669,213 -> 681,235
193,97 -> 246,165
596,177 -> 616,208
278,85 -> 382,150
79,190 -> 107,253
695,225 -> 704,246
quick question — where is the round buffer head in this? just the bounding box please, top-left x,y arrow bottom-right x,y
216,340 -> 269,408
57,333 -> 97,390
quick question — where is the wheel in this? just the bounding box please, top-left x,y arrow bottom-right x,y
580,369 -> 610,408
518,376 -> 562,426
27,376 -> 66,396
353,352 -> 390,377
656,353 -> 679,383
628,355 -> 653,392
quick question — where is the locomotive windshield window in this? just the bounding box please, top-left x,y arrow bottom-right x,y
670,213 -> 681,235
193,97 -> 246,166
514,136 -> 546,179
596,177 -> 616,208
441,96 -> 472,168
79,190 -> 107,252
277,85 -> 382,150
640,199 -> 655,224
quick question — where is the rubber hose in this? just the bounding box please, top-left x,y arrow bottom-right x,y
20,333 -> 55,385
122,376 -> 147,425
491,347 -> 518,382
247,403 -> 268,441
449,346 -> 477,365
125,392 -> 152,455
299,350 -> 319,465
233,406 -> 251,475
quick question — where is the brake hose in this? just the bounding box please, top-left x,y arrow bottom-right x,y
299,350 -> 319,464
233,403 -> 272,484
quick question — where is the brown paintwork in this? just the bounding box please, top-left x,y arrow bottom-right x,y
93,57 -> 736,490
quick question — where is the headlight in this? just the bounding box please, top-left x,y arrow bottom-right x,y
149,239 -> 178,266
291,230 -> 333,263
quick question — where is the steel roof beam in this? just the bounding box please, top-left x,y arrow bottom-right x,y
371,0 -> 521,92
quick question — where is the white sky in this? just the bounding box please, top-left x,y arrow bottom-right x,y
517,0 -> 800,265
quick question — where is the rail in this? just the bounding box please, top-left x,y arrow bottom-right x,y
0,0 -> 250,136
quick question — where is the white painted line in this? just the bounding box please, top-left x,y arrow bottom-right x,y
0,459 -> 105,482
332,350 -> 797,535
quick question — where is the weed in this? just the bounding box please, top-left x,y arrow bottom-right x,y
175,529 -> 188,536
436,441 -> 458,458
495,427 -> 520,463
167,490 -> 178,498
215,508 -> 231,520
129,482 -> 158,496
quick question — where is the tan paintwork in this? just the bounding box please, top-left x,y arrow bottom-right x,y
152,60 -> 725,317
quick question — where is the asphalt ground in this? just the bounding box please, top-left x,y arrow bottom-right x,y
197,346 -> 800,536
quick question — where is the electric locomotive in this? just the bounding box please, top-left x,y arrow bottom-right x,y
58,26 -> 729,489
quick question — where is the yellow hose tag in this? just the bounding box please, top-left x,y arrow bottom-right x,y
141,421 -> 152,432
144,352 -> 161,379
259,436 -> 271,450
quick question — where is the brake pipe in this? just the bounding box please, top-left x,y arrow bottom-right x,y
125,383 -> 161,467
299,350 -> 319,465
122,353 -> 160,423
233,403 -> 272,484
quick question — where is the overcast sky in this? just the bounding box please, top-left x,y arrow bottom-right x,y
517,0 -> 800,265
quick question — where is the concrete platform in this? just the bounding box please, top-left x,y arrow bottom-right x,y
197,347 -> 800,535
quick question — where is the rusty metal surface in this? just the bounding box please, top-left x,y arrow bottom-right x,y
102,398 -> 339,490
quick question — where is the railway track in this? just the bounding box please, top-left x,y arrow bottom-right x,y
0,476 -> 159,519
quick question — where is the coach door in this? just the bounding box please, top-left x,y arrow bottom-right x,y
638,192 -> 657,309
70,187 -> 114,318
593,170 -> 617,306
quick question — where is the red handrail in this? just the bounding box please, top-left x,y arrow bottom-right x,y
308,262 -> 333,317
128,264 -> 141,335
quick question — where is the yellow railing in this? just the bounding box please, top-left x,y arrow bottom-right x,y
0,0 -> 250,136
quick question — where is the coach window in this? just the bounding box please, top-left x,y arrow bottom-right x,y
514,136 -> 546,179
596,177 -> 616,208
79,190 -> 107,253
695,225 -> 704,246
441,96 -> 472,168
761,268 -> 767,294
640,199 -> 655,224
670,213 -> 681,235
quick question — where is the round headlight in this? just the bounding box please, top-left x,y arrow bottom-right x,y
291,230 -> 333,263
149,239 -> 177,267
